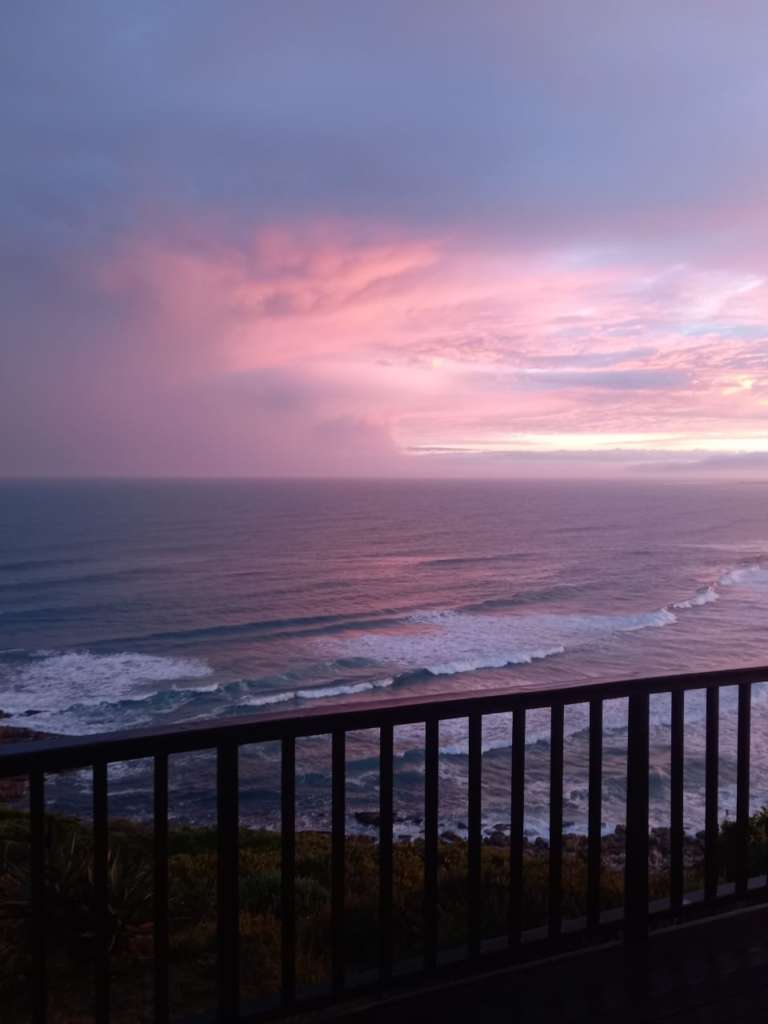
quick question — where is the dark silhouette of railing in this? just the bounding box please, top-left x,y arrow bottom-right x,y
3,663 -> 768,1023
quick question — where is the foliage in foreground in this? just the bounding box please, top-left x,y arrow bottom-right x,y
1,807 -> 766,1023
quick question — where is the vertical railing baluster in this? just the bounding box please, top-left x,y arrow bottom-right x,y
625,693 -> 649,941
424,719 -> 439,969
509,708 -> 525,947
331,731 -> 346,994
217,743 -> 240,1020
281,736 -> 296,1006
467,712 -> 482,958
670,690 -> 684,915
587,699 -> 603,935
704,686 -> 719,906
379,724 -> 394,983
548,703 -> 564,940
30,770 -> 46,1024
93,762 -> 110,1024
153,754 -> 169,1024
736,682 -> 751,897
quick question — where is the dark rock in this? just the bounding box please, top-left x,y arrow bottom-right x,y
440,831 -> 462,843
485,832 -> 508,847
354,811 -> 380,827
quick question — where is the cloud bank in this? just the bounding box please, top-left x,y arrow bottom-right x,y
2,2 -> 768,477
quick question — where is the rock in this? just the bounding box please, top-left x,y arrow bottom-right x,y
440,831 -> 462,843
354,811 -> 380,827
485,832 -> 508,848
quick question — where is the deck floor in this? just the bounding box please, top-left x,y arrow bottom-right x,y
334,906 -> 768,1024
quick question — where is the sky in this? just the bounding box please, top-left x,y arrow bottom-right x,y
2,1 -> 768,478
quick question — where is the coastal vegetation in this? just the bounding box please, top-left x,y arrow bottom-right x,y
1,806 -> 766,1023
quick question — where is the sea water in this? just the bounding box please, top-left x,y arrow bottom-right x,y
1,478 -> 768,836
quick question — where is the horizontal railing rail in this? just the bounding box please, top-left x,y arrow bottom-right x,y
2,661 -> 768,1023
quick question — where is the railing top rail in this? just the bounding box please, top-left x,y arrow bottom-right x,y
2,662 -> 767,776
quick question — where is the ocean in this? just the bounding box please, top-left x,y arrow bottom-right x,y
1,478 -> 768,838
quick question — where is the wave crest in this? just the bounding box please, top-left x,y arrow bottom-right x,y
329,606 -> 678,682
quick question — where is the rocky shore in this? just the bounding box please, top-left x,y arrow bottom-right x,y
354,810 -> 711,872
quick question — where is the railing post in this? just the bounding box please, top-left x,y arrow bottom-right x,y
670,690 -> 684,915
704,686 -> 719,906
424,718 -> 439,969
736,682 -> 751,897
379,724 -> 394,982
93,762 -> 110,1024
587,699 -> 603,935
30,770 -> 47,1024
548,703 -> 564,940
331,731 -> 346,994
153,754 -> 169,1024
467,712 -> 482,958
509,708 -> 525,948
217,743 -> 240,1021
625,693 -> 649,941
281,736 -> 296,1006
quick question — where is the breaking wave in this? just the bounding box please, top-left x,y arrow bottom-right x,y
3,559 -> 766,736
236,677 -> 395,706
328,606 -> 678,682
670,586 -> 719,610
0,651 -> 214,733
718,563 -> 768,587
667,561 -> 768,610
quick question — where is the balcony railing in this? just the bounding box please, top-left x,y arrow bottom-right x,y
2,663 -> 768,1023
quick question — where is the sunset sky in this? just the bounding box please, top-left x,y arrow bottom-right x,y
2,2 -> 768,478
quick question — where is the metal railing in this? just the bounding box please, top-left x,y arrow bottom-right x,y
2,663 -> 768,1022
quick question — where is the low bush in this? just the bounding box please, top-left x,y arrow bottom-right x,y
1,806 -> 765,1023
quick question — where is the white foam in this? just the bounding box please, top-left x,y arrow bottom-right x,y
0,651 -> 213,726
326,607 -> 677,680
235,677 -> 394,707
172,680 -> 220,693
719,563 -> 768,587
422,646 -> 565,677
297,677 -> 394,700
238,690 -> 297,707
671,586 -> 719,610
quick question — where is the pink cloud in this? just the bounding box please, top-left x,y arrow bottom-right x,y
89,218 -> 768,476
